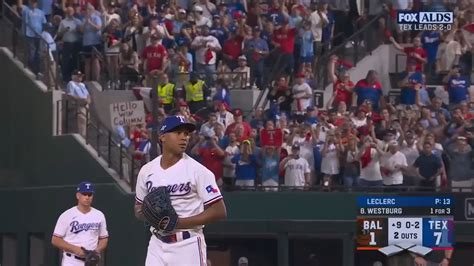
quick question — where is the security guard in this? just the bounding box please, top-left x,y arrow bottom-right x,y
184,73 -> 208,113
157,73 -> 176,113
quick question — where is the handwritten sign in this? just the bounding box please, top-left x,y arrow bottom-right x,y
110,101 -> 145,127
260,128 -> 283,147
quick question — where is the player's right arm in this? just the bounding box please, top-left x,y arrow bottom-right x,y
51,212 -> 85,257
134,201 -> 146,221
51,236 -> 85,257
134,164 -> 151,221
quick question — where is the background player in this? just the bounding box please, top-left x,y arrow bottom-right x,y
134,115 -> 227,266
51,182 -> 109,265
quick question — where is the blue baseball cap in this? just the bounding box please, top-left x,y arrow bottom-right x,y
160,115 -> 196,134
77,181 -> 95,193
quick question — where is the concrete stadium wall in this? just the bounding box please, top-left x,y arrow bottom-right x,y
0,48 -> 113,187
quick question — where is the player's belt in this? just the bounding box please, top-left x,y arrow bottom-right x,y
65,253 -> 86,261
154,231 -> 191,244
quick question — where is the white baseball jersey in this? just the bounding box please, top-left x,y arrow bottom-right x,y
135,153 -> 223,234
292,82 -> 312,114
53,207 -> 108,251
284,157 -> 311,186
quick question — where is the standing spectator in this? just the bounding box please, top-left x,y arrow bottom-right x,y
243,26 -> 269,89
213,80 -> 232,107
250,107 -> 265,130
102,18 -> 122,89
193,0 -> 216,20
309,2 -> 328,62
389,36 -> 427,72
261,20 -> 274,49
102,2 -> 121,26
200,113 -> 225,136
321,2 -> 335,52
267,76 -> 293,117
123,13 -> 143,53
446,136 -> 474,192
133,129 -> 152,163
40,25 -> 57,87
118,42 -> 140,86
184,73 -> 208,113
232,140 -> 258,187
358,136 -> 384,187
398,61 -> 423,107
81,4 -> 103,81
320,133 -> 341,187
292,72 -> 313,117
210,14 -> 227,46
442,65 -> 471,106
20,0 -> 47,75
430,97 -> 451,121
414,142 -> 442,189
222,132 -> 239,186
421,30 -> 441,78
260,146 -> 280,191
57,6 -> 82,81
156,73 -> 176,113
193,5 -> 212,28
233,55 -> 251,88
225,108 -> 252,142
351,108 -> 368,129
141,34 -> 168,90
437,30 -> 468,73
380,140 -> 408,189
216,101 -> 235,130
191,25 -> 222,87
172,9 -> 188,35
342,136 -> 360,187
271,19 -> 297,76
299,20 -> 314,70
192,132 -> 226,187
327,55 -> 354,108
400,130 -> 420,185
66,70 -> 91,137
352,70 -> 385,112
222,30 -> 244,70
280,143 -> 311,189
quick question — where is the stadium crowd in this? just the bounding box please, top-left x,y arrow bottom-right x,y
12,0 -> 474,191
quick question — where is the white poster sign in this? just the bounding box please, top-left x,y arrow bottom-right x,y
110,101 -> 145,127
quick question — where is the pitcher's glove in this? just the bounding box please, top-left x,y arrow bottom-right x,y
142,186 -> 178,232
81,247 -> 100,266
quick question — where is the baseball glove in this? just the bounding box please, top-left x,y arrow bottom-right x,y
81,247 -> 100,266
142,186 -> 178,232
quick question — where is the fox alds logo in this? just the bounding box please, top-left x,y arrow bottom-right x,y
397,11 -> 453,24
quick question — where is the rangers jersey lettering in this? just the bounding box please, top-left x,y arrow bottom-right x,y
53,207 -> 108,251
135,154 -> 223,233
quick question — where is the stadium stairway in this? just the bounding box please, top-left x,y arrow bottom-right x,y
0,45 -> 132,193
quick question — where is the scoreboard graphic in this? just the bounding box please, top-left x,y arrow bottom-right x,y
356,196 -> 454,255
